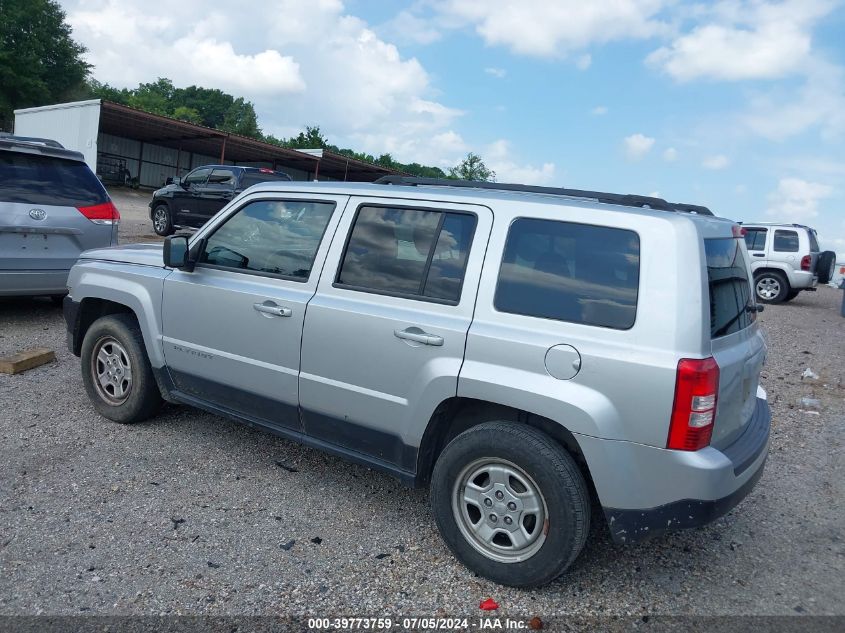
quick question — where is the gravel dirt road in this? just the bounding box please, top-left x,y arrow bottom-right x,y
0,195 -> 842,618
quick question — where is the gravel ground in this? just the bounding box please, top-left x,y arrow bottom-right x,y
109,187 -> 166,245
0,231 -> 843,618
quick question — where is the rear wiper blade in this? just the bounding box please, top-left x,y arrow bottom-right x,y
714,304 -> 762,337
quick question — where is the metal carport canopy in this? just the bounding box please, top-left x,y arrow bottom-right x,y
97,101 -> 402,181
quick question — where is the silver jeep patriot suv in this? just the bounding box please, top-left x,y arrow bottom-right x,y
64,177 -> 770,587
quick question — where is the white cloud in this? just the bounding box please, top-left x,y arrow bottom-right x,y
742,59 -> 845,141
484,67 -> 507,78
591,105 -> 608,115
663,147 -> 678,162
486,139 -> 557,185
702,154 -> 730,170
63,0 -> 466,165
766,178 -> 833,222
379,9 -> 442,45
433,0 -> 669,58
647,0 -> 833,82
575,54 -> 592,70
623,133 -> 655,160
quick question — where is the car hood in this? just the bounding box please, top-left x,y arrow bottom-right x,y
78,243 -> 164,267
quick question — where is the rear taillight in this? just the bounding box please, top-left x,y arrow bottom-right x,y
77,201 -> 120,225
800,255 -> 811,271
667,357 -> 720,451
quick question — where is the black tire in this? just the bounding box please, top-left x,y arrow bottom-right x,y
783,290 -> 800,302
817,251 -> 836,285
754,271 -> 790,304
80,314 -> 162,424
151,203 -> 174,236
431,422 -> 590,588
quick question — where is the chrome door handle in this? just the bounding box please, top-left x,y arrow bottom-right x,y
394,327 -> 444,346
752,253 -> 765,257
253,301 -> 292,317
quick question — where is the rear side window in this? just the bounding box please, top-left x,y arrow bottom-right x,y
495,219 -> 640,329
241,170 -> 292,189
0,151 -> 108,207
743,228 -> 767,251
207,168 -> 236,186
336,205 -> 477,303
773,230 -> 799,252
705,238 -> 753,338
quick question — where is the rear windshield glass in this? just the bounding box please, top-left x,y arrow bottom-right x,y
808,230 -> 820,252
705,238 -> 753,338
0,151 -> 108,207
240,171 -> 292,189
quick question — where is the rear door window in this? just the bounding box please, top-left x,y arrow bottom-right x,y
705,238 -> 753,338
335,205 -> 477,304
495,219 -> 640,329
773,230 -> 799,252
206,168 -> 236,187
241,170 -> 292,188
743,228 -> 767,251
0,151 -> 108,207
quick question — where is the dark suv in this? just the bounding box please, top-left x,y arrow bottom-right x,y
149,165 -> 292,235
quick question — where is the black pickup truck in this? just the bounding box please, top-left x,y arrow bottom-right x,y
149,165 -> 292,235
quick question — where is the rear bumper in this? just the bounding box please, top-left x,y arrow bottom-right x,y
789,270 -> 818,289
577,394 -> 771,544
0,269 -> 69,296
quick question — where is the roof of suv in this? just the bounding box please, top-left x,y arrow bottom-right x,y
246,178 -> 727,221
740,222 -> 816,231
0,134 -> 86,162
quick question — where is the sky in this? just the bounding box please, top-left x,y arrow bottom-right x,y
59,0 -> 845,253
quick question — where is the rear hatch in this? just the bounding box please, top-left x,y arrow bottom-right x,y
704,235 -> 767,448
0,150 -> 117,271
807,227 -> 821,275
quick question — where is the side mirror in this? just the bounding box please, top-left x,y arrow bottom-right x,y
163,235 -> 189,269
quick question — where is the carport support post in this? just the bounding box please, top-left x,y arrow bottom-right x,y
219,134 -> 228,163
136,141 -> 144,185
175,146 -> 182,176
314,159 -> 320,181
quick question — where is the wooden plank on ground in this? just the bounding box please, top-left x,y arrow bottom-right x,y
0,348 -> 56,375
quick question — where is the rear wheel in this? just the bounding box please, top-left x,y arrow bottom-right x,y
817,251 -> 836,284
431,422 -> 590,587
755,271 -> 789,304
152,204 -> 174,236
80,314 -> 162,423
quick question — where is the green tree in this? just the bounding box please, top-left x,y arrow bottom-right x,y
0,0 -> 90,127
448,152 -> 495,181
283,125 -> 330,149
220,97 -> 261,137
172,105 -> 202,124
87,79 -> 131,105
127,78 -> 174,115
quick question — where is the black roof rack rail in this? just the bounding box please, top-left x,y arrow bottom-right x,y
373,176 -> 714,216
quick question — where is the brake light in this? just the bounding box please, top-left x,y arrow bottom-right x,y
667,357 -> 720,451
77,201 -> 120,225
732,225 -> 747,237
258,168 -> 274,173
800,255 -> 811,271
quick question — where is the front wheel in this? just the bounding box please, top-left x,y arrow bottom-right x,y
152,204 -> 174,236
80,314 -> 162,423
755,271 -> 789,304
430,422 -> 590,587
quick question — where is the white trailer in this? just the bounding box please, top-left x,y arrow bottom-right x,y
13,100 -> 102,173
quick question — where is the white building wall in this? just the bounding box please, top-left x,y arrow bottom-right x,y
14,100 -> 102,171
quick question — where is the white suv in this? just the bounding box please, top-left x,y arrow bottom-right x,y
741,223 -> 825,303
